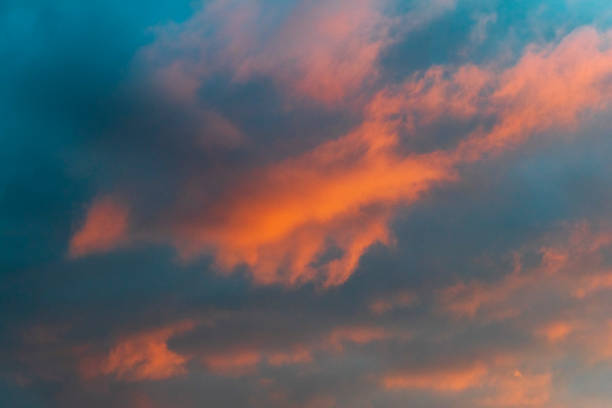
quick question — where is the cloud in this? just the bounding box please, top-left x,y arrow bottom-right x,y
382,361 -> 488,392
369,290 -> 417,315
202,349 -> 262,376
381,354 -> 554,408
534,321 -> 575,344
81,321 -> 195,381
437,221 -> 612,320
171,121 -> 454,286
199,325 -> 391,376
437,260 -> 527,319
201,345 -> 313,376
69,196 -> 129,258
145,0 -> 390,104
72,26 -> 612,288
11,2 -> 612,408
145,0 -> 457,104
479,370 -> 552,408
458,26 -> 612,159
178,25 -> 612,286
325,326 -> 391,351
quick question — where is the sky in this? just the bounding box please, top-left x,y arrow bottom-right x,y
3,0 -> 612,407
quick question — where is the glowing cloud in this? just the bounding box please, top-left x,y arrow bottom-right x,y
82,321 -> 195,381
72,27 -> 612,289
173,123 -> 454,287
165,26 -> 612,287
69,196 -> 128,258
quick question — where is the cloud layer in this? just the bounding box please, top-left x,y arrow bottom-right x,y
4,1 -> 612,407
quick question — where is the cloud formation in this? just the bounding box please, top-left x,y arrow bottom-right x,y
7,1 -> 612,407
69,196 -> 129,258
146,0 -> 457,104
81,321 -> 195,381
89,25 -> 612,287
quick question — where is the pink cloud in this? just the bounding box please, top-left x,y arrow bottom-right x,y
145,0 -> 457,104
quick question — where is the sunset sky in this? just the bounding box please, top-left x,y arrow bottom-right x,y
4,1 -> 612,407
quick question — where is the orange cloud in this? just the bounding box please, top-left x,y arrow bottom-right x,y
535,321 -> 575,344
200,325 -> 389,376
127,393 -> 160,408
267,345 -> 313,366
438,221 -> 612,322
77,27 -> 612,289
172,26 -> 612,287
572,272 -> 612,299
326,326 -> 390,351
82,321 -> 195,381
382,362 -> 488,392
562,320 -> 612,363
69,196 -> 128,258
382,356 -> 553,408
202,345 -> 313,376
174,121 -> 454,287
202,349 -> 262,376
455,27 -> 612,162
437,259 -> 527,319
369,290 -> 417,315
481,370 -> 552,407
421,222 -> 612,405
